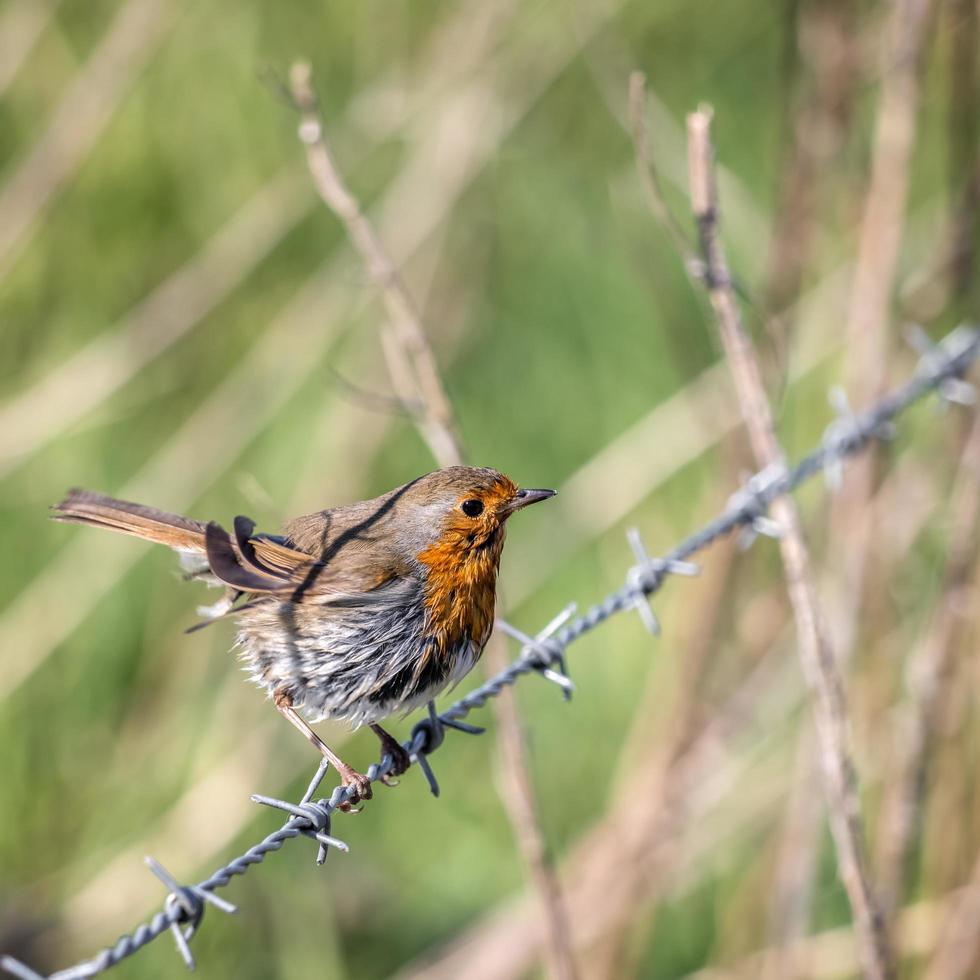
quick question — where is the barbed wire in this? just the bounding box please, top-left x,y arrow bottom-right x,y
3,325 -> 977,980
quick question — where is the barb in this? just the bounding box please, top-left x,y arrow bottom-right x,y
3,326 -> 977,979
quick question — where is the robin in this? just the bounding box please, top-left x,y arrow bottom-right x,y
53,467 -> 555,805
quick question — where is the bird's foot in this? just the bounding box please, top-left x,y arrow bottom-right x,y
335,763 -> 373,812
371,723 -> 412,786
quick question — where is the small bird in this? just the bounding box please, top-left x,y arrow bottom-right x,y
53,467 -> 555,805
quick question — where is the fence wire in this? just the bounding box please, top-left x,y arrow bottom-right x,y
3,325 -> 977,980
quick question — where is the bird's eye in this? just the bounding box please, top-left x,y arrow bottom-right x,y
460,498 -> 484,517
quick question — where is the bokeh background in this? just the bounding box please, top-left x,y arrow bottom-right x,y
1,1 -> 978,977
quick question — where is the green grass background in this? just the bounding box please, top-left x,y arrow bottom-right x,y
0,1 -> 976,977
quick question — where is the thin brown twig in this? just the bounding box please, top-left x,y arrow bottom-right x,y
760,728 -> 823,980
288,61 -> 578,980
763,0 -> 860,318
685,106 -> 894,980
584,530 -> 738,978
683,888 -> 970,980
765,430 -> 943,977
289,61 -> 466,468
325,363 -> 423,419
878,413 -> 980,915
945,0 -> 980,309
765,1 -> 939,959
844,0 -> 937,395
627,71 -> 788,393
925,850 -> 980,980
829,0 -> 937,661
628,71 -> 700,274
831,0 -> 939,645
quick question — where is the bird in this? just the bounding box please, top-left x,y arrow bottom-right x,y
52,467 -> 555,806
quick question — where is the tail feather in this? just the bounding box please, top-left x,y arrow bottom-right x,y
52,489 -> 207,553
52,489 -> 317,602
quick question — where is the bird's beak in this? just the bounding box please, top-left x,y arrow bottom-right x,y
508,487 -> 557,513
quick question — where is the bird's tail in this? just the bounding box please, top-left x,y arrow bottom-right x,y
51,489 -> 207,554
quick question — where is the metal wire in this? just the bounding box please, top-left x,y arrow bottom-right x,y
3,325 -> 976,980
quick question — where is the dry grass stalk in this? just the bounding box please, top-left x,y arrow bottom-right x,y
0,0 -> 60,97
685,888 -> 969,980
944,0 -> 979,308
288,62 -> 465,469
583,532 -> 738,977
878,413 -> 980,916
845,0 -> 937,394
766,1 -> 939,958
827,0 -> 938,676
685,107 -> 893,980
287,61 -> 577,980
926,851 -> 980,980
829,0 -> 939,661
627,70 -> 699,273
763,0 -> 859,317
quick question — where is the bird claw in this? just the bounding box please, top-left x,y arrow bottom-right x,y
336,766 -> 372,811
385,741 -> 412,778
372,724 -> 412,780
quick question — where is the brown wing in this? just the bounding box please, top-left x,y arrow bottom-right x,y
53,488 -> 407,603
203,519 -> 406,602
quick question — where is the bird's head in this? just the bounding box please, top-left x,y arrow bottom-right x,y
393,466 -> 555,567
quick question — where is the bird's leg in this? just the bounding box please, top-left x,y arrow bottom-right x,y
273,690 -> 372,808
370,723 -> 412,784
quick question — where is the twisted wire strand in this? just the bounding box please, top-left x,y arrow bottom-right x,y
3,326 -> 976,980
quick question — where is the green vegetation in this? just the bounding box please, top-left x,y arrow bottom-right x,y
1,1 -> 977,977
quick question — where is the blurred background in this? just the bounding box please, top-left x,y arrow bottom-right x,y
1,0 -> 978,977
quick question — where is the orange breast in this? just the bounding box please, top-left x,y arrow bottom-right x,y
416,529 -> 504,656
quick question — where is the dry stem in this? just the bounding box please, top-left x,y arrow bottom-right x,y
289,62 -> 465,468
288,61 -> 577,980
845,0 -> 936,395
628,71 -> 700,273
926,850 -> 980,980
877,413 -> 980,913
0,0 -> 60,97
763,0 -> 859,317
686,107 -> 893,980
